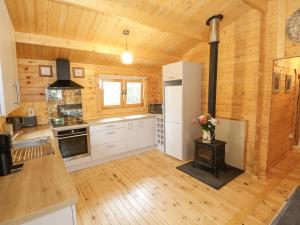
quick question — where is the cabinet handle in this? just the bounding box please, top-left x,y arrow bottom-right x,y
106,131 -> 115,135
106,144 -> 115,148
106,124 -> 115,128
13,83 -> 20,104
168,76 -> 175,79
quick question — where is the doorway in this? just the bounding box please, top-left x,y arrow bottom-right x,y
268,57 -> 300,168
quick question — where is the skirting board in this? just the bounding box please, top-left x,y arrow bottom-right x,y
67,145 -> 157,173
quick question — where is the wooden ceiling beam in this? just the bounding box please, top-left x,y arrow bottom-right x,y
15,32 -> 181,62
53,0 -> 208,42
242,0 -> 268,13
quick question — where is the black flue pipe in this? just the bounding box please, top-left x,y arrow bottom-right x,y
206,14 -> 223,118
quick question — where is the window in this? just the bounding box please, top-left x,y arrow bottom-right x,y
126,81 -> 142,106
102,80 -> 122,107
99,77 -> 144,109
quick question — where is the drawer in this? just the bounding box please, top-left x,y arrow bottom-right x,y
92,141 -> 125,160
90,122 -> 126,133
90,128 -> 126,146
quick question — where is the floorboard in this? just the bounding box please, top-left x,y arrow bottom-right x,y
72,149 -> 300,225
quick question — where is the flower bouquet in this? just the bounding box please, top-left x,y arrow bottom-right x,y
198,113 -> 217,143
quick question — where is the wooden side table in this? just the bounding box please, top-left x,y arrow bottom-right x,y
193,138 -> 226,177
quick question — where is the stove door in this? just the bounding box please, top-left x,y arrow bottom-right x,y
57,132 -> 90,160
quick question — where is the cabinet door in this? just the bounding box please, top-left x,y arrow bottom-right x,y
22,205 -> 75,225
126,120 -> 139,151
92,141 -> 126,160
165,122 -> 182,160
164,85 -> 182,123
138,118 -> 156,148
162,61 -> 183,81
90,128 -> 126,146
0,1 -> 20,115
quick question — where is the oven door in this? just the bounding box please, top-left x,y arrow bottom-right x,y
56,128 -> 90,160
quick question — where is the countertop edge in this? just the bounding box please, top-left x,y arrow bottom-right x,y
87,113 -> 163,126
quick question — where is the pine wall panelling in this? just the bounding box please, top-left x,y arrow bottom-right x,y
184,9 -> 261,175
11,59 -> 162,124
183,0 -> 300,177
268,58 -> 300,169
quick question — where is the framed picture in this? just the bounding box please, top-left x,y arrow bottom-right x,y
72,67 -> 85,78
39,65 -> 53,77
285,75 -> 292,93
272,73 -> 280,93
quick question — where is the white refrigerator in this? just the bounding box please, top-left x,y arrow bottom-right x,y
165,85 -> 183,160
163,61 -> 201,161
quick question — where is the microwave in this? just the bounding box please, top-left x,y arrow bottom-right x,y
149,104 -> 163,114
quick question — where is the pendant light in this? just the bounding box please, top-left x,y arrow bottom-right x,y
121,30 -> 134,65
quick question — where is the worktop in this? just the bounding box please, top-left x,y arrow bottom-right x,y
0,113 -> 161,224
0,125 -> 78,225
87,113 -> 161,126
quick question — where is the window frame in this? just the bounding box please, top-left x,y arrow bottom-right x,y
100,78 -> 124,109
98,76 -> 145,110
124,80 -> 144,108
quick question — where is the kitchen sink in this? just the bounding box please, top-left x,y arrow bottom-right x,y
11,137 -> 54,163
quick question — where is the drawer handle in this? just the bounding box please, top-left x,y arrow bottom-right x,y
106,124 -> 115,128
106,144 -> 115,148
106,131 -> 115,135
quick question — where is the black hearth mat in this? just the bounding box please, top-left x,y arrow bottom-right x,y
270,186 -> 300,225
176,161 -> 244,190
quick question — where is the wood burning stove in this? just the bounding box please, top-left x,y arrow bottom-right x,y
193,138 -> 226,177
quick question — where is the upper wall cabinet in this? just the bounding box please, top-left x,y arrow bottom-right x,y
0,1 -> 20,116
162,61 -> 184,81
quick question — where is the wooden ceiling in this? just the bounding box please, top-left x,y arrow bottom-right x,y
5,0 -> 258,67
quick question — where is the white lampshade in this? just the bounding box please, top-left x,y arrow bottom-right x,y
121,50 -> 133,64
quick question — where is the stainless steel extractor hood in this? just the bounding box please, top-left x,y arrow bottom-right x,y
47,59 -> 84,89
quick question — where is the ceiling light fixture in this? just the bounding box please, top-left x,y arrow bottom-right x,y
121,30 -> 133,65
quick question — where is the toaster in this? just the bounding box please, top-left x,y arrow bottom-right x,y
22,116 -> 38,128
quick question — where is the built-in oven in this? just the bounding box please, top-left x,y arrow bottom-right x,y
53,126 -> 91,161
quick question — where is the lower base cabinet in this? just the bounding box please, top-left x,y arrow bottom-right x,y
92,141 -> 126,159
90,117 -> 156,161
22,205 -> 76,225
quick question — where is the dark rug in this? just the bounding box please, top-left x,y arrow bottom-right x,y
271,186 -> 300,225
176,161 -> 244,190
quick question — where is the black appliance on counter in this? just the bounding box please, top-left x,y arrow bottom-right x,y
0,133 -> 12,176
6,116 -> 23,131
0,133 -> 23,176
149,103 -> 163,114
22,116 -> 38,128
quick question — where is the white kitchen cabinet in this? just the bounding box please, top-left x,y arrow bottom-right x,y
89,117 -> 156,161
165,85 -> 182,123
138,118 -> 156,148
89,122 -> 126,133
92,141 -> 126,160
22,205 -> 76,225
126,120 -> 139,151
0,0 -> 20,116
165,122 -> 182,160
90,127 -> 126,146
90,123 -> 126,160
162,61 -> 183,81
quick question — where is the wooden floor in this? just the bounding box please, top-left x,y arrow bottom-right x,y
72,150 -> 300,225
